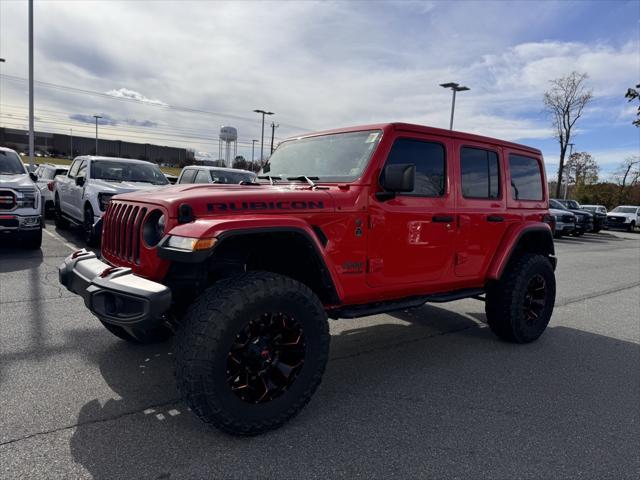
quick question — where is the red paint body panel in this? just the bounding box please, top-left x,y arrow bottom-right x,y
102,123 -> 552,307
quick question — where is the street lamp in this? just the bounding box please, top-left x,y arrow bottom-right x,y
93,115 -> 102,155
251,139 -> 258,164
253,109 -> 274,165
440,82 -> 470,130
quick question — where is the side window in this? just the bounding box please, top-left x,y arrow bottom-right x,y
68,160 -> 81,179
194,169 -> 210,184
77,160 -> 87,178
383,138 -> 445,196
509,154 -> 543,201
179,169 -> 197,184
460,147 -> 500,199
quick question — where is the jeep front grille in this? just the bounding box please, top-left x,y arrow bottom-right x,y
102,201 -> 148,264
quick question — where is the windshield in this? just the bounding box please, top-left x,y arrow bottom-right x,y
91,160 -> 169,185
262,130 -> 382,182
0,150 -> 26,175
612,207 -> 638,214
210,170 -> 256,184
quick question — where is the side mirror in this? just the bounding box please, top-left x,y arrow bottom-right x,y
29,172 -> 38,182
377,164 -> 415,200
75,176 -> 85,187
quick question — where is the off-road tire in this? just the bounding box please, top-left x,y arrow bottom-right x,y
54,194 -> 68,229
84,204 -> 99,247
485,253 -> 555,343
99,320 -> 173,344
22,228 -> 42,250
175,271 -> 330,436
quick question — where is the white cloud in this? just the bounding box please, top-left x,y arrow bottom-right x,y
105,88 -> 167,106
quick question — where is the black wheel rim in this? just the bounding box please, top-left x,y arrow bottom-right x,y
523,274 -> 546,323
226,313 -> 306,404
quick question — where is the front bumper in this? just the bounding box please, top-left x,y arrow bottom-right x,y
59,249 -> 171,328
0,214 -> 42,233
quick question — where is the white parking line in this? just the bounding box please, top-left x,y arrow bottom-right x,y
42,228 -> 77,251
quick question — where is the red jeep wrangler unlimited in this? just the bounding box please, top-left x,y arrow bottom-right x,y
60,123 -> 556,435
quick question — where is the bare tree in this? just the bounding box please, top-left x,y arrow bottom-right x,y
543,71 -> 593,197
614,156 -> 640,204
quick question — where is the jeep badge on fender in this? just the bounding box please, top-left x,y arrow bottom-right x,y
59,123 -> 556,436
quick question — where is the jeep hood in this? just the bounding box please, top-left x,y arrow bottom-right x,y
0,173 -> 35,189
114,184 -> 336,217
92,179 -> 168,195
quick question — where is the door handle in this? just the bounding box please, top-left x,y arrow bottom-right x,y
432,215 -> 454,223
487,215 -> 504,222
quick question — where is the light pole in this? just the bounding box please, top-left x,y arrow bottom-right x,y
93,115 -> 102,155
0,58 -> 5,118
270,122 -> 279,155
564,143 -> 575,200
253,109 -> 274,165
28,0 -> 35,170
440,82 -> 470,130
251,139 -> 257,165
69,128 -> 73,159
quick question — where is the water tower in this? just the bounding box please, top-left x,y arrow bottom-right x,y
218,126 -> 238,167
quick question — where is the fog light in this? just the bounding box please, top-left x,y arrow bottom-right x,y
20,216 -> 40,226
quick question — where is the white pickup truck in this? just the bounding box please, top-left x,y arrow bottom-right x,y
0,147 -> 43,249
53,156 -> 169,245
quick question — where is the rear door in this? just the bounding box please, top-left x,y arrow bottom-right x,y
367,133 -> 456,288
454,141 -> 510,278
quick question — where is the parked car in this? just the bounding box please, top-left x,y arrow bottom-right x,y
53,156 -> 170,245
0,146 -> 43,249
549,207 -> 576,238
34,163 -> 69,215
177,166 -> 256,185
573,203 -> 606,232
606,205 -> 640,232
550,199 -> 594,235
164,173 -> 179,184
60,122 -> 557,436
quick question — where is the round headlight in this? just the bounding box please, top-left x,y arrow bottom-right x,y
143,210 -> 165,247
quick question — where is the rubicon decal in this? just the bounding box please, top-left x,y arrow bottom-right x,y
207,200 -> 325,212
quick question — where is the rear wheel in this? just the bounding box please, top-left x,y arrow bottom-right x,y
99,320 -> 173,344
485,253 -> 556,343
84,204 -> 99,247
175,271 -> 330,436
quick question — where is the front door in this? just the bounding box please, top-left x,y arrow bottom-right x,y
367,134 -> 456,288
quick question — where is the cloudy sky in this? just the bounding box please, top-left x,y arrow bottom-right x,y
0,0 -> 638,175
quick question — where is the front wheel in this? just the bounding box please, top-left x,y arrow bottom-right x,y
485,254 -> 556,343
84,204 -> 100,247
175,271 -> 330,436
628,221 -> 636,233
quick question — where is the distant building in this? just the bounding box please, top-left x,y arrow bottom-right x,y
0,127 -> 195,167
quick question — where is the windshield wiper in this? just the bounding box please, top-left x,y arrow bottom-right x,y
287,176 -> 319,187
257,175 -> 281,185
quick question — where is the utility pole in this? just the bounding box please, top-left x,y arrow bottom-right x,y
270,122 -> 279,154
70,128 -> 73,159
251,139 -> 257,165
28,0 -> 35,171
253,109 -> 274,165
0,58 -> 5,119
564,143 -> 575,200
440,82 -> 470,130
93,115 -> 102,155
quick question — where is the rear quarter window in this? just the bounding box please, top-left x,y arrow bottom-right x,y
509,154 -> 543,201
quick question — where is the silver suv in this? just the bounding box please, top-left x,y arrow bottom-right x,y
0,147 -> 43,249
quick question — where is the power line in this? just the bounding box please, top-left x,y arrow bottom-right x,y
0,73 -> 311,132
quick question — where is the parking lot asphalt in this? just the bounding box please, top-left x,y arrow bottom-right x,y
1,221 -> 638,479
